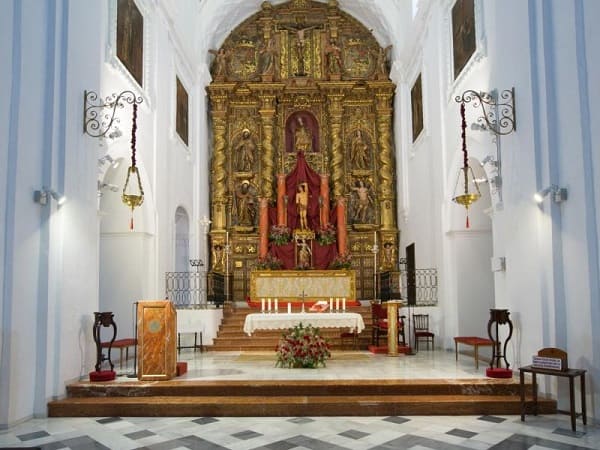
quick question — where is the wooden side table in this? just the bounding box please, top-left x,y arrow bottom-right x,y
519,365 -> 587,431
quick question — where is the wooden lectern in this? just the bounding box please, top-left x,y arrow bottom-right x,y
384,300 -> 405,356
137,300 -> 177,381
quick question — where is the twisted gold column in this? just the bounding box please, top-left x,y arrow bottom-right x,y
371,83 -> 396,231
208,85 -> 235,230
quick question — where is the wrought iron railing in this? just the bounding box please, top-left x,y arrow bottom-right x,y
165,271 -> 207,308
400,268 -> 438,306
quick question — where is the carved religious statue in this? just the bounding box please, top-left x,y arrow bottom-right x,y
211,243 -> 225,272
259,37 -> 277,77
381,241 -> 397,271
282,23 -> 318,76
297,238 -> 312,268
234,180 -> 257,227
350,129 -> 371,170
294,117 -> 312,152
325,39 -> 342,76
351,179 -> 374,224
208,47 -> 229,80
296,182 -> 309,229
233,129 -> 256,172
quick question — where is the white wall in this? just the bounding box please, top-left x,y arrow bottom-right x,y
397,0 -> 600,418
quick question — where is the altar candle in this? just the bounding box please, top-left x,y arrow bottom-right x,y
275,298 -> 278,312
261,298 -> 265,312
287,302 -> 291,314
374,231 -> 377,245
342,297 -> 346,311
268,298 -> 271,311
336,298 -> 339,311
329,297 -> 333,311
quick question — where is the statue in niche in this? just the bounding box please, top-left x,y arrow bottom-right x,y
259,37 -> 277,76
381,241 -> 397,270
350,129 -> 371,170
296,182 -> 309,230
350,179 -> 374,224
211,243 -> 225,272
233,129 -> 256,172
325,39 -> 342,75
234,180 -> 257,227
209,47 -> 230,80
294,117 -> 313,152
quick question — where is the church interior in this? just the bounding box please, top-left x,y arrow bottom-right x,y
1,0 -> 600,446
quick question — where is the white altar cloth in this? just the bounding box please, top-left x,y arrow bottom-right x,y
243,312 -> 365,336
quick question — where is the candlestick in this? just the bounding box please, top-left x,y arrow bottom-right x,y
275,298 -> 278,312
261,298 -> 265,313
268,298 -> 271,312
342,297 -> 346,311
336,298 -> 339,311
287,302 -> 291,314
329,297 -> 333,311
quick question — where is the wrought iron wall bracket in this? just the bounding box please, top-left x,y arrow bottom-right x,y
455,87 -> 516,136
83,90 -> 144,138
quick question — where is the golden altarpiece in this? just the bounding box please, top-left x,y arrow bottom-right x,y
207,0 -> 400,302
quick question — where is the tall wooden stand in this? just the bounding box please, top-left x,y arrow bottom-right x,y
384,300 -> 404,356
137,300 -> 177,381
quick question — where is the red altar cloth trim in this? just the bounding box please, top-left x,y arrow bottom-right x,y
246,297 -> 360,308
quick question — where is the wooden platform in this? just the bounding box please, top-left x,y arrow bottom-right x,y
47,377 -> 556,417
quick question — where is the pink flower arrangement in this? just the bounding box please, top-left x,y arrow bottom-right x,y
329,253 -> 352,269
316,223 -> 337,245
269,225 -> 291,246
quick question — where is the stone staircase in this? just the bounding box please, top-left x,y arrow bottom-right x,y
208,303 -> 376,351
48,378 -> 556,417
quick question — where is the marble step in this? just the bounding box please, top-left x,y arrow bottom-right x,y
48,393 -> 555,417
63,379 -> 530,398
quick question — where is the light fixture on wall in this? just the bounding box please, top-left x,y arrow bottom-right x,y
534,185 -> 568,204
451,101 -> 481,228
122,103 -> 144,230
83,90 -> 143,138
34,188 -> 66,206
455,88 -> 516,210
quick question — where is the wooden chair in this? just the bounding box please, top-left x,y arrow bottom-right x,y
371,301 -> 406,346
413,314 -> 434,350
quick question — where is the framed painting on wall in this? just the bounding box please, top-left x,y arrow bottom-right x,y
411,74 -> 423,142
452,0 -> 476,80
117,0 -> 144,87
176,77 -> 189,145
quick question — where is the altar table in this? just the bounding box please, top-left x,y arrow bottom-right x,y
243,312 -> 365,336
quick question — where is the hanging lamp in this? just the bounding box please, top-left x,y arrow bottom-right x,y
452,102 -> 481,228
122,103 -> 144,230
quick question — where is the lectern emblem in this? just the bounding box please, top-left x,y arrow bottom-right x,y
148,319 -> 161,333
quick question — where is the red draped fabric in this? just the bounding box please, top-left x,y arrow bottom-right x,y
267,152 -> 339,269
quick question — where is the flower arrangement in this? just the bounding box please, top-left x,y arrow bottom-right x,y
255,253 -> 283,270
316,223 -> 337,245
275,323 -> 331,368
329,253 -> 352,269
269,225 -> 291,246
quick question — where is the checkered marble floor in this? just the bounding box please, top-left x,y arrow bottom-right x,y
1,350 -> 598,449
2,414 -> 598,450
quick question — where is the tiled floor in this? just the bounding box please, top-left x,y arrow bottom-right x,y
1,349 -> 598,450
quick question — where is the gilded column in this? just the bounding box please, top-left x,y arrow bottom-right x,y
207,84 -> 235,231
370,82 -> 396,230
321,85 -> 348,199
